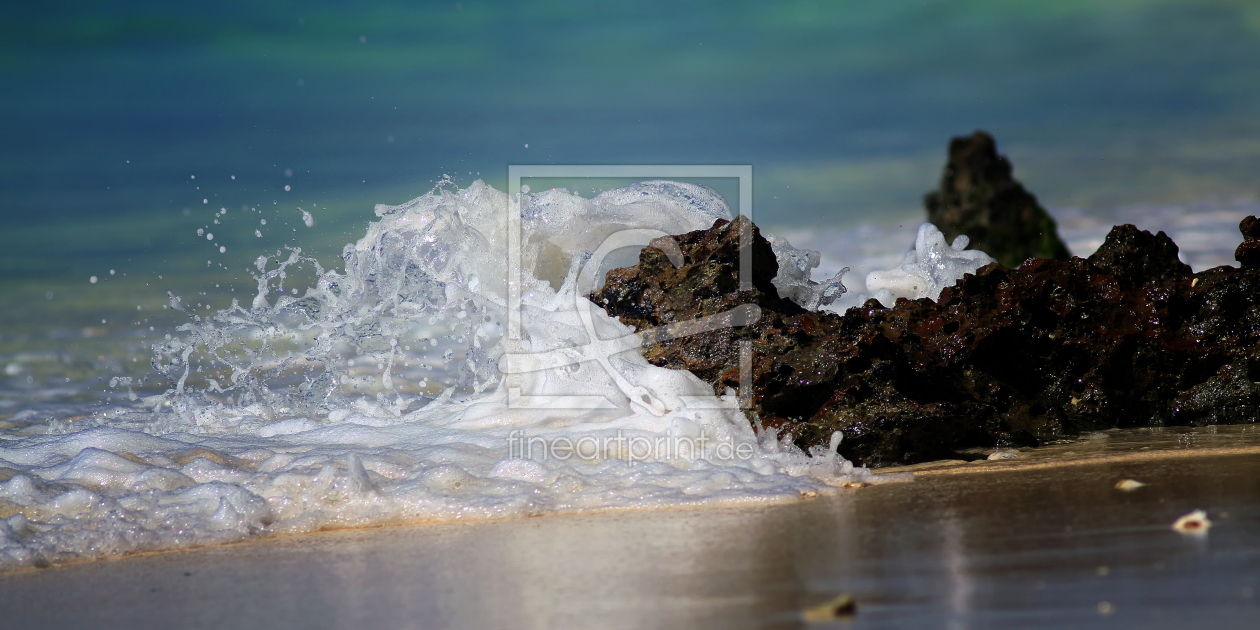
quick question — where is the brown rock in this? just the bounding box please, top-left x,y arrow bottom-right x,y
924,131 -> 1072,268
1086,224 -> 1191,285
592,215 -> 1260,467
1234,215 -> 1260,269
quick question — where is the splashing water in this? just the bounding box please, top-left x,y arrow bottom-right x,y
863,223 -> 996,307
0,180 -> 882,571
766,232 -> 849,311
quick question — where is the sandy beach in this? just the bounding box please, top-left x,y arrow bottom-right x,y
2,426 -> 1256,629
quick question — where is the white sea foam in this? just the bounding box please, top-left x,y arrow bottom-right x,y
863,223 -> 995,307
765,233 -> 849,311
0,180 -> 881,571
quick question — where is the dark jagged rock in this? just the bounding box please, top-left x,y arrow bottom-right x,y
592,215 -> 1260,468
1235,215 -> 1260,269
594,216 -> 801,330
924,131 -> 1072,268
1086,224 -> 1192,284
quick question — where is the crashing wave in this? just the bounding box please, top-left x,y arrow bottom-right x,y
0,180 -> 883,571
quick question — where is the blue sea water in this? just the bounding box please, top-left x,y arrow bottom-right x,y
5,1 -> 1260,278
11,0 -> 1259,398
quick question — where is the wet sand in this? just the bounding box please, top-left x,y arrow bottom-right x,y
2,426 -> 1258,629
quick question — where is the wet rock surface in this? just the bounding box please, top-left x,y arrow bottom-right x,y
591,216 -> 1260,468
924,131 -> 1072,269
1234,215 -> 1260,270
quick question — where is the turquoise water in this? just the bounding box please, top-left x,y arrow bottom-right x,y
5,1 -> 1260,280
3,0 -> 1259,407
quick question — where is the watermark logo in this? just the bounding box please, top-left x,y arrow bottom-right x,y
498,165 -> 757,414
507,429 -> 758,463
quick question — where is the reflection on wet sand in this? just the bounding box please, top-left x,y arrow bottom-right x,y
2,426 -> 1258,628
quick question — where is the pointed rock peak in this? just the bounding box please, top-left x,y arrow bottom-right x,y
924,130 -> 1072,268
1088,224 -> 1191,284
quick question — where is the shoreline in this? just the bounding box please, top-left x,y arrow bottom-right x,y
879,423 -> 1260,476
3,433 -> 1257,628
1,423 -> 1254,578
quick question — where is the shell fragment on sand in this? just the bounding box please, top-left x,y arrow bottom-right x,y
1172,509 -> 1212,535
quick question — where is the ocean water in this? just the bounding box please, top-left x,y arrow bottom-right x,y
0,180 -> 888,570
4,0 -> 1260,570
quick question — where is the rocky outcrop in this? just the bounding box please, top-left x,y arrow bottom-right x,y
592,216 -> 1260,468
924,131 -> 1072,269
1234,215 -> 1260,269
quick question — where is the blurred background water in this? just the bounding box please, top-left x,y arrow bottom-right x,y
3,0 -> 1260,415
